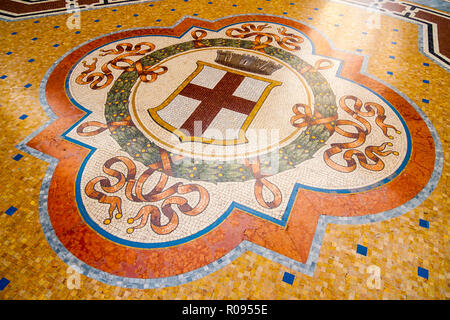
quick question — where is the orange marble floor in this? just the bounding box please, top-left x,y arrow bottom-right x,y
0,0 -> 448,300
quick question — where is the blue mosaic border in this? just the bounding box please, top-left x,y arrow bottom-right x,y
16,14 -> 443,288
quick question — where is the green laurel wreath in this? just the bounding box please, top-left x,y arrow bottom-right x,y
104,38 -> 337,183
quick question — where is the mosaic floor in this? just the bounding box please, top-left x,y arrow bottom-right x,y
0,0 -> 448,300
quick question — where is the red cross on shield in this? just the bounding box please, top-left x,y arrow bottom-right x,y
148,60 -> 282,145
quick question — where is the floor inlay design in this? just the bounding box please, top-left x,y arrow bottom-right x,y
24,14 -> 440,288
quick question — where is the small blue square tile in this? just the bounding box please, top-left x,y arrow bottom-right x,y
232,4 -> 237,7
422,80 -> 429,84
94,19 -> 100,22
423,62 -> 429,66
356,244 -> 367,256
53,44 -> 60,48
418,267 -> 428,279
75,31 -> 81,34
193,13 -> 198,16
33,20 -> 39,23
6,51 -> 12,55
392,41 -> 397,45
362,32 -> 367,35
54,25 -> 59,29
356,49 -> 362,52
422,98 -> 429,103
28,59 -> 35,63
133,14 -> 139,17
5,206 -> 17,216
393,28 -> 399,32
13,154 -> 23,161
170,8 -> 176,11
283,12 -> 287,14
0,75 -> 7,79
11,32 -> 17,35
389,55 -> 395,59
24,83 -> 32,88
0,278 -> 10,290
116,25 -> 122,28
387,71 -> 393,75
19,114 -> 28,120
32,37 -> 38,41
282,272 -> 295,285
419,219 -> 429,229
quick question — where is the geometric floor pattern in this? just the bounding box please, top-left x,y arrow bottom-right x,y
0,0 -> 448,299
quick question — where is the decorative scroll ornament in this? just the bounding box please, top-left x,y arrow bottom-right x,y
76,116 -> 134,136
75,42 -> 168,89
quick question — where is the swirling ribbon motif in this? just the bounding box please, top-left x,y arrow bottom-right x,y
291,95 -> 401,173
84,154 -> 210,235
291,103 -> 338,133
225,23 -> 303,52
76,116 -> 134,136
290,59 -> 337,133
244,157 -> 282,209
75,42 -> 168,90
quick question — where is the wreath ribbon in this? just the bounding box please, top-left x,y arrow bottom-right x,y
244,157 -> 282,209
